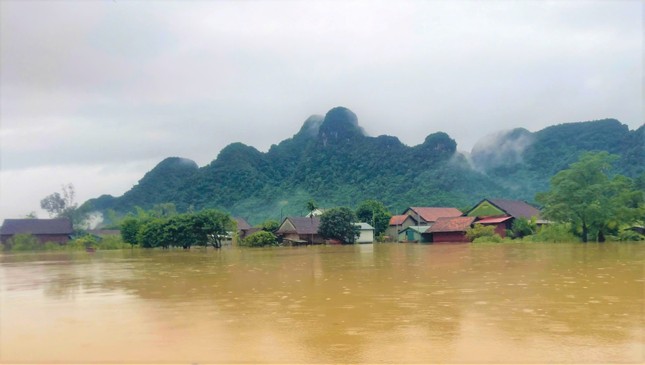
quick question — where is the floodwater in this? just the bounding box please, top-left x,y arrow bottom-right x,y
0,243 -> 643,364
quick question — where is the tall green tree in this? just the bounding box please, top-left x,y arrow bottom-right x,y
536,152 -> 643,242
355,200 -> 392,236
318,207 -> 360,244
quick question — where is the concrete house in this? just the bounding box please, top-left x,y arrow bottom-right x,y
355,223 -> 374,243
0,218 -> 73,245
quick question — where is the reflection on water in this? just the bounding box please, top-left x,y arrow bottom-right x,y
1,243 -> 643,363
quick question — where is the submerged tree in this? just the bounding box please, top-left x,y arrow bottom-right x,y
355,199 -> 392,237
536,152 -> 644,242
318,207 -> 360,244
40,183 -> 89,229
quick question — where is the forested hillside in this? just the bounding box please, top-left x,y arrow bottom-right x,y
85,107 -> 643,224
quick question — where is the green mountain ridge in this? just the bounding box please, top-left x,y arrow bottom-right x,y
85,107 -> 644,224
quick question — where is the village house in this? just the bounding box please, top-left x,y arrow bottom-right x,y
355,223 -> 374,243
276,216 -> 324,245
427,216 -> 476,243
398,225 -> 432,243
0,218 -> 73,245
385,214 -> 418,240
234,217 -> 259,239
465,198 -> 542,238
402,207 -> 463,226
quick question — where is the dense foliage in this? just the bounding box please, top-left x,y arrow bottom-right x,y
122,209 -> 233,249
83,108 -> 643,225
318,207 -> 360,244
241,231 -> 279,247
536,152 -> 644,242
355,200 -> 392,237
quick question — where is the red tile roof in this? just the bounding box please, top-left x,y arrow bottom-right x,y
427,216 -> 476,233
407,207 -> 463,222
389,215 -> 408,225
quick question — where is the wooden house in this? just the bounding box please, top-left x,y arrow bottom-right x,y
385,215 -> 418,240
276,217 -> 324,245
427,216 -> 476,243
234,217 -> 259,239
466,199 -> 542,238
0,218 -> 73,245
398,226 -> 432,243
402,207 -> 463,225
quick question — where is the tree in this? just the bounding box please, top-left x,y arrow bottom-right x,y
318,207 -> 360,244
137,219 -> 169,248
511,217 -> 537,239
40,183 -> 88,228
260,219 -> 280,233
306,200 -> 318,216
466,224 -> 497,241
242,231 -> 278,247
536,152 -> 643,242
120,217 -> 142,246
355,200 -> 392,236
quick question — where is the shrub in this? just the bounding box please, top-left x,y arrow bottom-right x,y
617,229 -> 645,242
472,234 -> 504,243
242,231 -> 279,247
525,223 -> 578,243
465,224 -> 496,241
7,233 -> 40,251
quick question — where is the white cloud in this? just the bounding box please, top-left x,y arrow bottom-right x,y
0,0 -> 642,219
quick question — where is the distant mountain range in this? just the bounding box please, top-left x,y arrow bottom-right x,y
84,107 -> 644,225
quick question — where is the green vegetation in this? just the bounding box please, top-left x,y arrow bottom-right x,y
40,183 -> 92,229
2,233 -> 132,252
241,231 -> 279,247
81,109 -> 643,227
466,224 -> 499,242
128,209 -> 233,249
355,200 -> 392,237
260,219 -> 280,232
536,152 -> 644,242
318,207 -> 360,244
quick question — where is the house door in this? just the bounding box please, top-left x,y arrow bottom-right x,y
407,230 -> 415,241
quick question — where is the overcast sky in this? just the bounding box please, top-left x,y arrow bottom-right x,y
1,0 -> 642,221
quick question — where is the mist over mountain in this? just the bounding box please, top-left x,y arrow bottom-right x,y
85,107 -> 644,224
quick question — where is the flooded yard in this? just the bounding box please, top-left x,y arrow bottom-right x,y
1,243 -> 643,363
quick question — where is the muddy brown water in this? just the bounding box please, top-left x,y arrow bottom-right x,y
1,243 -> 643,363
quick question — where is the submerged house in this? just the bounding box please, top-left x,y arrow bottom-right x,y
355,223 -> 375,243
276,217 -> 324,245
426,216 -> 476,243
402,207 -> 463,226
385,214 -> 418,240
466,199 -> 542,238
234,217 -> 259,239
0,218 -> 73,245
398,226 -> 432,243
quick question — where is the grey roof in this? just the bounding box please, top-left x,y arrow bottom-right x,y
487,199 -> 541,219
0,218 -> 73,235
400,225 -> 432,234
278,217 -> 320,235
355,223 -> 374,230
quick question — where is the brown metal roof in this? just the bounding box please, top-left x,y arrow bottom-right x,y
427,216 -> 475,233
234,217 -> 252,230
0,218 -> 73,235
407,207 -> 463,222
